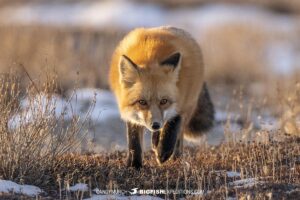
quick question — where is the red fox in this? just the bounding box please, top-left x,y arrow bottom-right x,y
109,26 -> 214,169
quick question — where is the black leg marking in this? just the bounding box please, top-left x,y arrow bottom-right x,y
126,122 -> 143,169
151,131 -> 160,150
187,82 -> 215,135
172,135 -> 183,160
157,115 -> 181,164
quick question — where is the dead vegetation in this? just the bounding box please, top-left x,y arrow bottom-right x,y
0,26 -> 124,92
0,72 -> 86,187
0,23 -> 299,93
28,136 -> 300,199
0,73 -> 298,199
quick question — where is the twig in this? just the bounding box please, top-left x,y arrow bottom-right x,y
19,63 -> 40,93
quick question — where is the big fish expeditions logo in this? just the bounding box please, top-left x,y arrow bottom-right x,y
129,188 -> 204,195
93,188 -> 205,195
129,188 -> 139,195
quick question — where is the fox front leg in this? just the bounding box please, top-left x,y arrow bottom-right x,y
151,131 -> 160,151
126,122 -> 144,169
156,115 -> 182,164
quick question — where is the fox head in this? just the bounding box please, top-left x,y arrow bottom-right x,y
118,52 -> 181,131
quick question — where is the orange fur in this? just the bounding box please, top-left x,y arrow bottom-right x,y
109,26 -> 204,135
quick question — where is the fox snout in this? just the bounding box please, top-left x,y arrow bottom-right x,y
147,120 -> 163,132
151,122 -> 161,130
145,105 -> 164,131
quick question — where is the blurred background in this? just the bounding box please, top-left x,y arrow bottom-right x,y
1,0 -> 299,152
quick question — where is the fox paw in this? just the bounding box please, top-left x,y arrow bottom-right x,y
156,147 -> 174,164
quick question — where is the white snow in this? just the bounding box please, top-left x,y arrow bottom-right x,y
69,183 -> 89,192
213,170 -> 241,178
8,89 -> 284,151
0,179 -> 42,197
229,178 -> 264,188
8,93 -> 73,129
266,41 -> 298,75
67,88 -> 119,122
7,88 -> 125,152
8,89 -> 120,130
226,197 -> 237,200
215,111 -> 242,124
226,171 -> 241,178
257,116 -> 279,131
215,111 -> 229,122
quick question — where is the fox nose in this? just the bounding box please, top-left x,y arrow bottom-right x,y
151,122 -> 161,130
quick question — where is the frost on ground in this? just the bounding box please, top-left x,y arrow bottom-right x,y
0,179 -> 42,197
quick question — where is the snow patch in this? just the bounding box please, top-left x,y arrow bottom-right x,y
8,89 -> 120,130
0,179 -> 42,197
69,183 -> 88,192
214,170 -> 241,178
229,178 -> 264,188
226,197 -> 237,200
226,171 -> 241,178
257,116 -> 279,131
7,89 -> 283,151
266,42 -> 298,75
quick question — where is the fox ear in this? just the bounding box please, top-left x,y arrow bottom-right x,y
160,52 -> 181,68
119,55 -> 140,86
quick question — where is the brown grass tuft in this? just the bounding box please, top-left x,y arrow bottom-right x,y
0,72 -> 85,186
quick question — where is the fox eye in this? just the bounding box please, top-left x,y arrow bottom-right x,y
160,99 -> 168,105
138,100 -> 147,106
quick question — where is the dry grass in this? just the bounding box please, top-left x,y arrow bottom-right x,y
0,72 -> 86,186
0,72 -> 299,199
0,26 -> 124,92
1,25 -> 299,92
24,136 -> 300,199
201,23 -> 268,85
279,82 -> 300,136
2,136 -> 299,199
